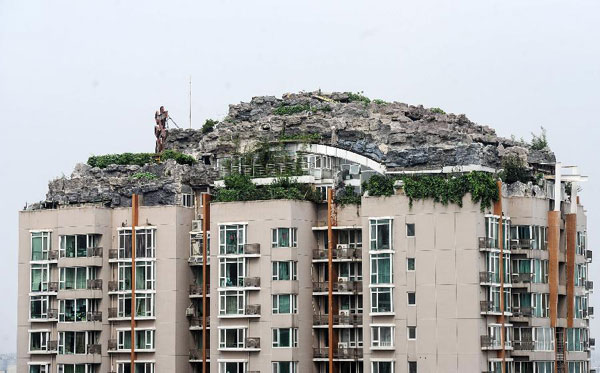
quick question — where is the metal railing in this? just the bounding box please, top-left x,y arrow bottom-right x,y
87,311 -> 102,322
48,251 -> 59,261
189,284 -> 210,296
47,308 -> 58,320
108,308 -> 118,319
244,243 -> 261,255
48,282 -> 58,292
47,340 -> 58,352
87,247 -> 103,258
313,281 -> 362,292
243,277 -> 261,288
245,304 -> 261,316
189,348 -> 210,361
510,239 -> 535,250
313,347 -> 363,359
313,314 -> 362,326
478,237 -> 498,250
87,279 -> 102,290
108,249 -> 118,259
513,340 -> 535,351
312,248 -> 362,260
512,307 -> 533,317
189,316 -> 211,328
108,281 -> 118,292
512,273 -> 534,284
479,271 -> 501,284
108,339 -> 117,351
87,344 -> 101,354
586,281 -> 594,291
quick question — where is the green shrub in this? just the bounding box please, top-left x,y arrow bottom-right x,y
202,119 -> 217,134
87,150 -> 196,169
347,92 -> 370,104
335,185 -> 362,205
400,172 -> 498,211
213,174 -> 320,203
373,99 -> 388,105
530,126 -> 549,150
430,107 -> 446,114
130,172 -> 157,181
499,155 -> 530,184
362,175 -> 396,197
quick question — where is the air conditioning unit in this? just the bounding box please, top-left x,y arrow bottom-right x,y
338,277 -> 349,282
191,220 -> 202,232
349,164 -> 360,175
339,309 -> 350,316
338,342 -> 348,349
185,307 -> 194,317
336,244 -> 349,250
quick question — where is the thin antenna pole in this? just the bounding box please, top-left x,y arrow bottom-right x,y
189,75 -> 192,129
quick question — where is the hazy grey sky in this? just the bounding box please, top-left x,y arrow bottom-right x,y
1,0 -> 599,356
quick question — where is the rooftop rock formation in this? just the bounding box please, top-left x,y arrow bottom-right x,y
34,91 -> 555,210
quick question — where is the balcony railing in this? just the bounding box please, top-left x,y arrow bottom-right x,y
313,281 -> 362,292
480,301 -> 504,314
513,340 -> 535,351
109,249 -> 118,260
510,239 -> 535,250
244,243 -> 260,255
48,340 -> 58,352
48,250 -> 59,261
479,237 -> 498,250
87,344 -> 101,354
512,273 -> 534,284
590,338 -> 596,348
512,307 -> 533,317
481,336 -> 500,349
245,304 -> 261,316
48,282 -> 58,292
245,337 -> 260,349
479,272 -> 501,284
189,284 -> 209,296
312,248 -> 362,260
87,247 -> 103,258
313,347 -> 363,359
87,279 -> 103,290
243,277 -> 261,288
586,250 -> 592,262
108,281 -> 118,292
87,311 -> 102,322
189,348 -> 210,361
189,316 -> 211,328
47,308 -> 58,320
108,339 -> 117,351
586,281 -> 594,291
108,307 -> 118,319
313,314 -> 362,326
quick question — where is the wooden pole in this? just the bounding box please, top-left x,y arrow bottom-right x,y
202,194 -> 211,373
327,189 -> 334,373
130,194 -> 139,373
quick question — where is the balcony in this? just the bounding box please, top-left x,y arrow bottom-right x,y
313,347 -> 363,360
109,249 -> 118,260
189,284 -> 210,297
87,344 -> 101,354
87,311 -> 102,322
513,340 -> 535,351
244,243 -> 260,255
590,338 -> 596,349
511,307 -> 533,318
481,336 -> 511,350
586,281 -> 594,291
188,255 -> 209,266
245,337 -> 260,350
312,248 -> 362,261
510,239 -> 535,250
245,304 -> 261,316
48,340 -> 58,353
87,279 -> 103,290
189,316 -> 211,329
108,281 -> 118,292
108,339 -> 117,351
189,348 -> 210,362
313,281 -> 362,293
480,301 -> 507,315
479,237 -> 499,250
586,250 -> 592,262
512,273 -> 534,284
243,277 -> 261,288
86,247 -> 103,258
313,314 -> 362,326
108,307 -> 118,319
479,272 -> 501,284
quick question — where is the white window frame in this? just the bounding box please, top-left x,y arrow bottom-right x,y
219,257 -> 246,288
370,287 -> 393,314
272,294 -> 298,314
219,290 -> 245,316
271,228 -> 298,248
116,328 -> 155,351
371,325 -> 394,348
118,227 -> 156,259
30,263 -> 49,292
59,267 -> 96,290
369,218 -> 393,251
117,293 -> 155,318
28,330 -> 50,353
370,253 -> 392,284
30,231 -> 51,262
272,362 -> 298,373
30,295 -> 49,320
272,328 -> 298,348
219,327 -> 246,349
219,224 -> 247,255
372,361 -> 395,373
272,261 -> 298,281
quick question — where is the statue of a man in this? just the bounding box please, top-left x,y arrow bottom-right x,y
154,106 -> 169,153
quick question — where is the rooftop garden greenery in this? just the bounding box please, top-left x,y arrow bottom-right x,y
202,119 -> 217,134
430,107 -> 446,114
530,126 -> 549,150
87,149 -> 196,169
499,155 -> 531,184
273,103 -> 332,116
213,173 -> 320,203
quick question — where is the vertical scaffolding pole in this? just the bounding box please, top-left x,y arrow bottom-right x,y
327,189 -> 334,373
202,194 -> 211,373
130,194 -> 139,373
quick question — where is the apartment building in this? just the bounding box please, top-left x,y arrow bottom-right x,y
17,93 -> 592,373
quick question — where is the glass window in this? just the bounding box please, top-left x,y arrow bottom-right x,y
272,328 -> 298,348
407,258 -> 415,271
272,261 -> 297,281
406,223 -> 415,237
371,288 -> 393,313
219,362 -> 245,373
29,331 -> 49,352
371,326 -> 394,347
59,234 -> 98,258
219,257 -> 245,287
57,364 -> 93,373
118,261 -> 155,291
370,219 -> 392,251
219,224 -> 246,255
371,254 -> 392,284
31,231 -> 51,261
408,362 -> 417,373
30,296 -> 49,319
59,267 -> 96,290
58,331 -> 94,354
30,264 -> 49,292
117,293 -> 155,318
272,362 -> 298,373
59,299 -> 89,322
408,326 -> 416,340
272,228 -> 298,248
117,329 -> 154,350
118,228 -> 156,259
407,292 -> 416,305
219,290 -> 245,315
117,362 -> 154,373
29,365 -> 50,373
272,294 -> 298,314
372,361 -> 394,373
219,328 -> 245,349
